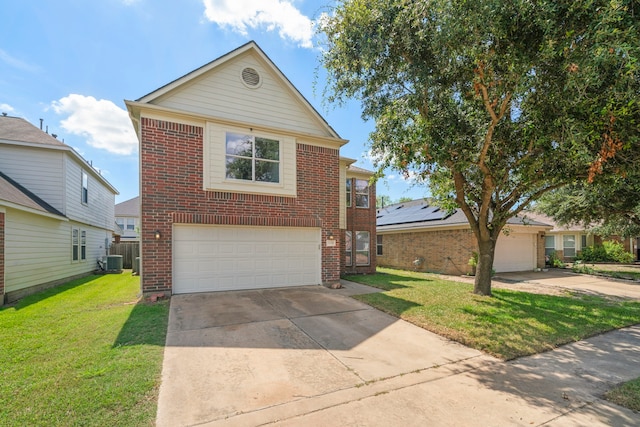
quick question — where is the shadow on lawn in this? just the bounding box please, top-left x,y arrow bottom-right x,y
344,271 -> 431,291
2,274 -> 100,311
113,299 -> 170,348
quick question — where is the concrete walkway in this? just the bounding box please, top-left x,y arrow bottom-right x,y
156,279 -> 640,426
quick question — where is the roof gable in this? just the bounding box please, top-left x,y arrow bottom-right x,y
0,116 -> 66,148
115,196 -> 140,216
135,41 -> 340,139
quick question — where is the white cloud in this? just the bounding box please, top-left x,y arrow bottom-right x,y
0,103 -> 15,114
51,94 -> 137,155
202,0 -> 314,48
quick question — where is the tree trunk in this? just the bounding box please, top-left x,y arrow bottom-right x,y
473,235 -> 496,296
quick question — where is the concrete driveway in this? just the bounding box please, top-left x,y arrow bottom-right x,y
157,280 -> 640,427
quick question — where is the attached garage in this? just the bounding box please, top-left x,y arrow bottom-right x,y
493,233 -> 537,273
172,225 -> 321,294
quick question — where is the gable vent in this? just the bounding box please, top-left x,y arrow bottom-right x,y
241,67 -> 261,87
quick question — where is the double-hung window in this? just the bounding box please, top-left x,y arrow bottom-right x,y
80,230 -> 87,261
563,235 -> 576,258
355,179 -> 369,208
72,228 -> 79,261
545,236 -> 555,257
126,218 -> 135,231
346,179 -> 352,207
116,218 -> 124,231
81,171 -> 89,204
225,133 -> 280,183
376,235 -> 383,256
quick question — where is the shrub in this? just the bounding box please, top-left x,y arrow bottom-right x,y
577,240 -> 634,263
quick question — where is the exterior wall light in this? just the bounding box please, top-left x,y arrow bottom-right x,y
155,230 -> 161,240
327,231 -> 335,240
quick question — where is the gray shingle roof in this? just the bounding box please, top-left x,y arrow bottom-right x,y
0,171 -> 65,217
115,196 -> 140,216
0,116 -> 67,147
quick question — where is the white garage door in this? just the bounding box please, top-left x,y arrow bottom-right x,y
173,225 -> 321,294
493,233 -> 536,273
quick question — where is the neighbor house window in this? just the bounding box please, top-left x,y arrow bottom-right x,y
81,171 -> 89,204
545,235 -> 555,257
346,179 -> 352,207
377,235 -> 383,256
225,132 -> 280,183
345,231 -> 352,266
72,228 -> 79,261
116,218 -> 124,231
581,234 -> 588,249
563,235 -> 576,258
126,218 -> 135,231
356,231 -> 370,265
80,230 -> 87,261
355,179 -> 369,208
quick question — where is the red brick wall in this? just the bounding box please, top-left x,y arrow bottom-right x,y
378,229 -> 477,275
0,211 -> 4,302
343,177 -> 377,274
139,118 -> 341,294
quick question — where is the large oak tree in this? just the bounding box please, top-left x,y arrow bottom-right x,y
319,0 -> 640,295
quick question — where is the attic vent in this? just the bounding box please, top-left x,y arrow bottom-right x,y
241,67 -> 261,88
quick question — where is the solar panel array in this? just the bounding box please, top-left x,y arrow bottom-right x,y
376,204 -> 449,226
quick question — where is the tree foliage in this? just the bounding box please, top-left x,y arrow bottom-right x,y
319,0 -> 640,295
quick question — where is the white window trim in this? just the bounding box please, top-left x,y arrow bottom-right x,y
376,234 -> 383,256
225,132 -> 281,184
563,234 -> 576,258
80,230 -> 87,262
204,122 -> 297,197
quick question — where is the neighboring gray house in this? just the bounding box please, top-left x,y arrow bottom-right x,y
114,196 -> 140,241
0,115 -> 119,303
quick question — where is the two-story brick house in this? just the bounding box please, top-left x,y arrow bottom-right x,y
0,115 -> 118,303
126,42 -> 375,296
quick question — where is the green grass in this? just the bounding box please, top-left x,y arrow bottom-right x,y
605,377 -> 640,412
344,268 -> 640,360
0,273 -> 169,426
572,263 -> 640,281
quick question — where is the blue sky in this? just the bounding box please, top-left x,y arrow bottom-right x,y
0,0 -> 429,204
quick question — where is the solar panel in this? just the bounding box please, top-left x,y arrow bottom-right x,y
377,204 -> 449,226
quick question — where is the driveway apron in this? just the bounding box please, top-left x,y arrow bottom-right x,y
157,280 -> 640,427
156,285 -> 486,426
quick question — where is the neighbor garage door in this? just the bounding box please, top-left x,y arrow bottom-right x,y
493,233 -> 536,272
173,225 -> 321,294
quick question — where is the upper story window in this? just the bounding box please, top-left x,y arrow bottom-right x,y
81,171 -> 89,204
225,132 -> 280,183
355,179 -> 369,208
346,179 -> 352,207
116,218 -> 124,231
126,218 -> 135,231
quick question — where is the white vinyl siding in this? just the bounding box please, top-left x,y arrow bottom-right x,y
152,53 -> 332,138
4,208 -> 109,294
173,225 -> 321,293
0,144 -> 65,213
64,156 -> 115,230
204,122 -> 296,197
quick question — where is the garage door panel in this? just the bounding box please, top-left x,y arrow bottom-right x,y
173,225 -> 321,294
494,233 -> 536,272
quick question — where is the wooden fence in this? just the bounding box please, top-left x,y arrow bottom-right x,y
109,242 -> 140,269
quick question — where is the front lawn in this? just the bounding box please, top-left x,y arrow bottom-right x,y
0,273 -> 169,426
344,268 -> 640,360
